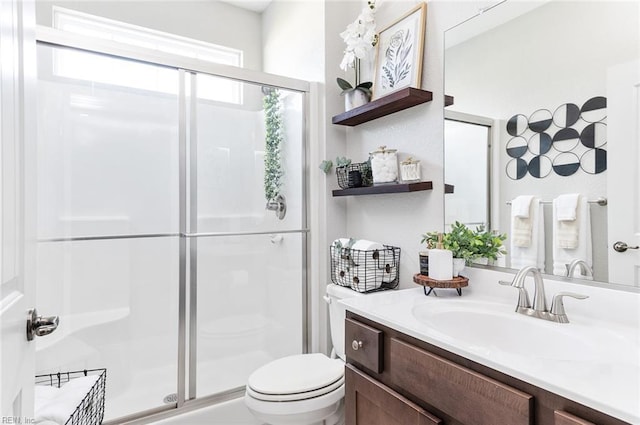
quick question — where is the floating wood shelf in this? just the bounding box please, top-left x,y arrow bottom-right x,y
332,88 -> 434,126
445,184 -> 454,194
332,181 -> 433,197
445,95 -> 455,107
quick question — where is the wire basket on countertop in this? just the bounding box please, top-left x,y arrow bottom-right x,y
336,162 -> 373,189
330,244 -> 400,292
35,368 -> 106,425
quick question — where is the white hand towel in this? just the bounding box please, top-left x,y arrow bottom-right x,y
553,196 -> 592,279
556,193 -> 580,221
510,197 -> 545,271
512,195 -> 534,218
511,196 -> 534,247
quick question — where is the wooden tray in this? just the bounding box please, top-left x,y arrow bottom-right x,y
413,273 -> 468,296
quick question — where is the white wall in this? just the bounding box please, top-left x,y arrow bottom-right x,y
36,0 -> 264,71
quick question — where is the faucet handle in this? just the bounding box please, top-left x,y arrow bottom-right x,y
550,292 -> 589,321
498,280 -> 531,309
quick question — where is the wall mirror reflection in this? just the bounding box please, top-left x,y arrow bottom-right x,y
444,0 -> 640,288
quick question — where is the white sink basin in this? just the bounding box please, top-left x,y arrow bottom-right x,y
411,300 -> 601,361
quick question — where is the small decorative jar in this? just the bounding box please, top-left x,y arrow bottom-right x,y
400,157 -> 421,182
369,146 -> 398,184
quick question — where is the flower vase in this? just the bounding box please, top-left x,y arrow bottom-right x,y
344,90 -> 370,111
452,258 -> 465,277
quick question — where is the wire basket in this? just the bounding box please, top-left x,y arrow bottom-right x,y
336,162 -> 373,189
330,244 -> 400,292
35,368 -> 106,425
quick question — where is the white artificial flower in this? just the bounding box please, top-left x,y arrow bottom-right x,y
339,1 -> 377,71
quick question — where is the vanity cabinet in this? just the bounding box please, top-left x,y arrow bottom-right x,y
345,312 -> 630,425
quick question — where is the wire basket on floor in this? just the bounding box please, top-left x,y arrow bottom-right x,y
35,368 -> 106,425
330,244 -> 400,292
336,162 -> 373,189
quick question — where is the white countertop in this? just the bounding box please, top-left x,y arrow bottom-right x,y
339,268 -> 640,424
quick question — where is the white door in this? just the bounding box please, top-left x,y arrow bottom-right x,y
0,0 -> 38,418
607,59 -> 640,286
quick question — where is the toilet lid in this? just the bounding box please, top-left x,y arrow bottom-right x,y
247,353 -> 344,396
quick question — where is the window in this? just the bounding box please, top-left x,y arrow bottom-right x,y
52,7 -> 243,103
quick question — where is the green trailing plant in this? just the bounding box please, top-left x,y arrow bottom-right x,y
264,88 -> 283,201
421,221 -> 507,262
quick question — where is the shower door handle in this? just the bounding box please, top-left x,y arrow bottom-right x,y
27,308 -> 59,341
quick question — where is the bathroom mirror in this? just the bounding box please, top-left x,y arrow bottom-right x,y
444,0 -> 640,288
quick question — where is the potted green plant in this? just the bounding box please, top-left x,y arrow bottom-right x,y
471,224 -> 507,265
421,222 -> 476,276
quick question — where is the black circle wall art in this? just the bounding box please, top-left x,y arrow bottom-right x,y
507,114 -> 528,136
580,148 -> 607,174
528,133 -> 552,155
504,97 -> 607,179
528,109 -> 553,133
581,96 -> 607,123
506,137 -> 528,158
580,122 -> 607,148
552,152 -> 581,176
506,158 -> 528,180
528,155 -> 552,178
553,103 -> 580,127
552,128 -> 580,152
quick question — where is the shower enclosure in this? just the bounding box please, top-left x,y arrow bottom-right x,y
33,30 -> 309,422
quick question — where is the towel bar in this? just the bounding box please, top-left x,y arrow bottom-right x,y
506,197 -> 607,206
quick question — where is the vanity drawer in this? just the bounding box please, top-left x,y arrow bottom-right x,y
389,338 -> 533,425
554,411 -> 596,425
345,364 -> 442,425
345,317 -> 383,373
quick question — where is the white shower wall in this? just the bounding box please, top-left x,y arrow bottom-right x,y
35,44 -> 305,421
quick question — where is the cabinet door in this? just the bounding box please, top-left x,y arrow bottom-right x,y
555,410 -> 597,425
345,318 -> 383,373
345,364 -> 442,425
389,338 -> 533,425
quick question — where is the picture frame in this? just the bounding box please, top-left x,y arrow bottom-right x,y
372,3 -> 427,100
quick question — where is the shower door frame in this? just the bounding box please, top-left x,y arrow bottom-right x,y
35,26 -> 311,424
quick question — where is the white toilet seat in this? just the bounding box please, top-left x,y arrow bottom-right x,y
247,375 -> 344,402
247,353 -> 344,396
244,353 -> 346,425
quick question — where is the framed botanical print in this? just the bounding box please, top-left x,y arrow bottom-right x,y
372,3 -> 427,100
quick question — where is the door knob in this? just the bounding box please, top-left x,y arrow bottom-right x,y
27,308 -> 59,341
613,241 -> 640,253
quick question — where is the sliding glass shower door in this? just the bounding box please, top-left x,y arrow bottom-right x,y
192,76 -> 305,398
34,43 -> 307,421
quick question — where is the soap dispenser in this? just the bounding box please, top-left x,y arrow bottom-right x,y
428,233 -> 453,281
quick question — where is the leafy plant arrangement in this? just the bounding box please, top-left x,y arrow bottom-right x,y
472,224 -> 507,261
381,29 -> 412,89
338,0 -> 378,97
263,88 -> 283,201
421,222 -> 476,261
421,222 -> 507,262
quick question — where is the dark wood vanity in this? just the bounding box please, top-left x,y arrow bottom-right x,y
345,312 -> 629,425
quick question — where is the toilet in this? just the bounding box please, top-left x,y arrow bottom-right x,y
244,284 -> 362,425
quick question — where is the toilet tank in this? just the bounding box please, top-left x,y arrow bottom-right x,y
326,284 -> 364,361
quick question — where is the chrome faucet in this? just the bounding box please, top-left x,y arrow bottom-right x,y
566,259 -> 593,278
499,266 -> 588,323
